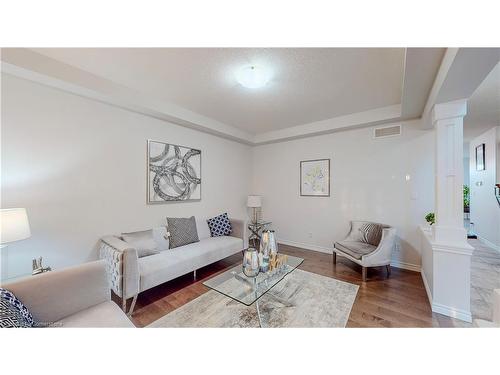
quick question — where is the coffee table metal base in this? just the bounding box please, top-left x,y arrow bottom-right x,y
253,292 -> 295,328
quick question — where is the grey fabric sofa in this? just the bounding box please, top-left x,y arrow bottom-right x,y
100,218 -> 247,315
333,220 -> 396,281
3,260 -> 133,327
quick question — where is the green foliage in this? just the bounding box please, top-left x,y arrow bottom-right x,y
425,212 -> 435,225
463,185 -> 470,208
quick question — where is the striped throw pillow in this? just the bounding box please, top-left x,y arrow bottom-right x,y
359,223 -> 383,246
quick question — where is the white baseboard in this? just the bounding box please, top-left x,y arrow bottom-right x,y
431,302 -> 472,323
421,270 -> 433,307
476,235 -> 500,253
420,270 -> 472,323
390,260 -> 421,272
278,239 -> 332,254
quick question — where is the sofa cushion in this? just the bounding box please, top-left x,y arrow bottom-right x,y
334,241 -> 376,260
196,219 -> 211,240
122,230 -> 160,258
152,227 -> 170,250
138,236 -> 243,292
167,216 -> 200,249
207,213 -> 232,237
55,301 -> 134,328
359,223 -> 383,246
0,288 -> 35,328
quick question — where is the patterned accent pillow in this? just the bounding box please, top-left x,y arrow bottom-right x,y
359,223 -> 383,246
167,216 -> 200,249
207,213 -> 233,237
0,288 -> 35,328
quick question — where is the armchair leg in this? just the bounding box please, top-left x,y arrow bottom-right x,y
333,252 -> 337,264
127,294 -> 138,317
121,297 -> 127,312
386,264 -> 391,277
362,267 -> 367,282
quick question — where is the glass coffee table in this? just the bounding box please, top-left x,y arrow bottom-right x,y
203,255 -> 304,327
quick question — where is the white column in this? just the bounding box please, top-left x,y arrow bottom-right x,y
429,99 -> 475,322
432,99 -> 469,245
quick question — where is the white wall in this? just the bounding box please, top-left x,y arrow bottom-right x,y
252,120 -> 435,269
463,155 -> 470,186
469,126 -> 500,250
1,74 -> 252,278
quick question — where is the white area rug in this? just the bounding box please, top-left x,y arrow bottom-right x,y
148,269 -> 359,328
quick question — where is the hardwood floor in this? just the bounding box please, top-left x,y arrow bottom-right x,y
120,243 -> 474,328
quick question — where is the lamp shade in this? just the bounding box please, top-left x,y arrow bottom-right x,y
0,208 -> 31,244
247,195 -> 262,208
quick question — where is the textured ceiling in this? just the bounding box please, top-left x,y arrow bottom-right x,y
32,48 -> 405,134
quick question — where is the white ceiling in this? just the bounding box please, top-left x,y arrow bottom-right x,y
31,48 -> 406,135
464,61 -> 500,142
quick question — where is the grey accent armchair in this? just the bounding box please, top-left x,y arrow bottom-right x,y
333,221 -> 396,281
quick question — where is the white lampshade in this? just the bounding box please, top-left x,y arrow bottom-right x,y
247,195 -> 262,208
0,208 -> 31,244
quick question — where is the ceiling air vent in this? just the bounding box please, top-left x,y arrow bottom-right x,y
373,124 -> 401,139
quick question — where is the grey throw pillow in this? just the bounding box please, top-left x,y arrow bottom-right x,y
359,223 -> 383,246
122,229 -> 161,258
167,216 -> 200,249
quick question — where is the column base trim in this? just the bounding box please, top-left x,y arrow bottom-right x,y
431,302 -> 472,323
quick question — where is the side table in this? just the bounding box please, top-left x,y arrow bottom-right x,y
248,221 -> 272,248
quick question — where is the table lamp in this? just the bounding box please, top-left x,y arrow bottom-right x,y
0,208 -> 31,280
0,208 -> 31,246
247,195 -> 262,224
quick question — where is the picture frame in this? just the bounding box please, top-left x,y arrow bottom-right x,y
300,159 -> 330,197
475,143 -> 485,171
147,140 -> 201,204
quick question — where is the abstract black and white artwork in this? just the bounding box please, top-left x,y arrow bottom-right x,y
148,140 -> 201,203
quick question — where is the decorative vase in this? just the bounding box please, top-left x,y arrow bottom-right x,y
267,230 -> 278,257
259,231 -> 270,272
242,247 -> 260,278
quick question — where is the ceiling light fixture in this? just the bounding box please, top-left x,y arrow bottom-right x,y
236,65 -> 271,89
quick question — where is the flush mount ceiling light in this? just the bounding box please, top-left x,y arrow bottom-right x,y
235,65 -> 271,89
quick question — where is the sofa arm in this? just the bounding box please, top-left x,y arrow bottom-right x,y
100,236 -> 140,300
230,218 -> 248,249
3,260 -> 110,325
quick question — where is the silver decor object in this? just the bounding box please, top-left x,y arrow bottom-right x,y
259,231 -> 271,272
32,257 -> 51,275
262,229 -> 278,257
242,247 -> 260,279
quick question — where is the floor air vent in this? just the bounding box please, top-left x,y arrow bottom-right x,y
373,125 -> 401,139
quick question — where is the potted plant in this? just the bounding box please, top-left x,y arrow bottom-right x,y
463,185 -> 470,213
425,212 -> 435,226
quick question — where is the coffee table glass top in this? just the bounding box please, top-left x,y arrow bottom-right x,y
203,255 -> 304,306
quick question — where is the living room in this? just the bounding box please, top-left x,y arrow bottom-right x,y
1,1 -> 498,373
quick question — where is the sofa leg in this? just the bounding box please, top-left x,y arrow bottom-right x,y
386,264 -> 391,277
362,267 -> 367,282
121,297 -> 127,312
193,269 -> 197,280
333,252 -> 337,264
127,294 -> 138,317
